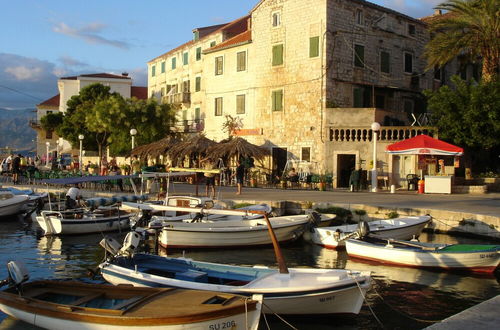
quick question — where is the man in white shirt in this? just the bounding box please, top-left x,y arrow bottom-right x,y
65,186 -> 82,209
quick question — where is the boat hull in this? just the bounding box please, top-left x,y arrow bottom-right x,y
0,196 -> 29,217
312,216 -> 430,249
36,213 -> 131,235
345,239 -> 500,273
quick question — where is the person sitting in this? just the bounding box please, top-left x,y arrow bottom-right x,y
288,168 -> 299,183
65,185 -> 82,210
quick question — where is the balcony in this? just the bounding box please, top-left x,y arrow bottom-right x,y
329,126 -> 436,143
170,119 -> 204,133
162,92 -> 191,105
29,119 -> 41,129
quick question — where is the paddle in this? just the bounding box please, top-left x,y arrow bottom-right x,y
263,213 -> 289,274
378,237 -> 437,251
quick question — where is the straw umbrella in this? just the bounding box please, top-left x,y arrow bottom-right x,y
208,137 -> 269,161
167,134 -> 218,167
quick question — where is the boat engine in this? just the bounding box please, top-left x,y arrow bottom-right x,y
0,261 -> 30,292
99,237 -> 122,256
119,232 -> 142,257
356,220 -> 370,238
307,211 -> 322,230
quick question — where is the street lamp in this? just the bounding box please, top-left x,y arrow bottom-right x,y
130,128 -> 137,150
371,122 -> 381,192
45,142 -> 50,167
78,134 -> 84,174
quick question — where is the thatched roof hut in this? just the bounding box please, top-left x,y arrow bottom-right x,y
130,135 -> 181,160
167,134 -> 218,164
208,137 -> 269,161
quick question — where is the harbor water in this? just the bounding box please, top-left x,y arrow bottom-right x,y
0,215 -> 498,329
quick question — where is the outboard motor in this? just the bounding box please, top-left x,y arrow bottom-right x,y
99,237 -> 122,256
307,211 -> 322,227
356,220 -> 370,239
0,261 -> 30,294
119,231 -> 142,257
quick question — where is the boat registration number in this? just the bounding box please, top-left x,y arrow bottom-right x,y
209,320 -> 236,330
319,296 -> 335,303
479,253 -> 496,259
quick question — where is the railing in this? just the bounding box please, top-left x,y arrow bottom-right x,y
329,126 -> 436,142
170,119 -> 204,133
29,119 -> 41,128
162,92 -> 191,105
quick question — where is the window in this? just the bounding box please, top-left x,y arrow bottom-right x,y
161,61 -> 165,73
301,147 -> 311,162
183,52 -> 188,65
356,9 -> 364,25
272,12 -> 281,27
434,65 -> 443,81
182,110 -> 187,123
404,52 -> 413,73
193,31 -> 199,41
46,130 -> 53,139
375,95 -> 385,109
215,97 -> 223,116
236,95 -> 246,114
354,44 -> 364,68
309,36 -> 319,58
272,44 -> 284,66
210,41 -> 216,47
195,76 -> 201,92
182,80 -> 190,93
195,107 -> 201,121
353,86 -> 371,108
171,57 -> 177,70
408,24 -> 416,36
237,51 -> 246,71
380,51 -> 390,73
160,87 -> 165,97
403,99 -> 414,113
215,56 -> 223,75
272,90 -> 283,111
151,65 -> 156,77
196,47 -> 202,61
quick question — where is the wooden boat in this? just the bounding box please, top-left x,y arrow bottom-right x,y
99,252 -> 371,316
0,191 -> 29,217
311,215 -> 431,249
0,261 -> 262,330
345,238 -> 500,273
35,207 -> 132,235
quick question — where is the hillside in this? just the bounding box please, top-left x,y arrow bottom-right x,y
0,108 -> 37,151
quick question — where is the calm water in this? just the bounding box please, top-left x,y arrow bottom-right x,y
0,215 -> 498,330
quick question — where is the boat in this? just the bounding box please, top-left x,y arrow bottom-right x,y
0,191 -> 29,217
345,238 -> 500,274
0,260 -> 262,330
311,215 -> 431,249
99,243 -> 371,315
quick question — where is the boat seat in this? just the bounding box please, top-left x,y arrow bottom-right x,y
175,269 -> 208,282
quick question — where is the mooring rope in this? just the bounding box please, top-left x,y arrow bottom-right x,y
261,302 -> 298,330
354,277 -> 385,329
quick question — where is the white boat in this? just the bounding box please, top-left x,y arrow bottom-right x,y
99,252 -> 371,316
345,238 -> 500,274
36,207 -> 131,235
0,261 -> 263,330
0,191 -> 29,217
311,215 -> 431,249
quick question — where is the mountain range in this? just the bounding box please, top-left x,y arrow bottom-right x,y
0,108 -> 37,152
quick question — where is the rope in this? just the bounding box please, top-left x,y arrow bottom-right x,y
431,217 -> 499,236
245,297 -> 248,329
261,302 -> 298,330
262,312 -> 271,330
354,277 -> 385,329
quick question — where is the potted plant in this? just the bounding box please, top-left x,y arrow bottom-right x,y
249,169 -> 258,188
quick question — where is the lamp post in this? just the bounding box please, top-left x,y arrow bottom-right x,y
130,128 -> 137,150
45,142 -> 50,167
371,122 -> 381,192
78,134 -> 84,174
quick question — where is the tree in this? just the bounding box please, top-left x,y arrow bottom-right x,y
425,0 -> 499,82
40,112 -> 63,132
424,76 -> 500,172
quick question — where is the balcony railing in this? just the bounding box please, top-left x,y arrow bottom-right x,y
329,126 -> 436,142
29,119 -> 41,128
170,119 -> 204,133
162,92 -> 191,105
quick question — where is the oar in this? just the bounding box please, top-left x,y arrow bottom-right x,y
378,237 -> 437,251
263,213 -> 289,274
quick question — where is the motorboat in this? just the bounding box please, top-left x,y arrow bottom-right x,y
345,237 -> 500,274
99,235 -> 371,316
0,191 -> 29,217
311,215 -> 431,249
0,260 -> 262,330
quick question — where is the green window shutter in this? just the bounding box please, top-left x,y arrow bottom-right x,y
354,45 -> 364,68
195,107 -> 201,120
237,51 -> 246,71
196,47 -> 202,61
272,90 -> 283,111
353,87 -> 364,107
172,57 -> 176,70
151,65 -> 156,77
381,51 -> 390,73
161,61 -> 165,73
215,57 -> 223,75
272,44 -> 283,66
236,95 -> 245,114
210,41 -> 216,47
215,97 -> 223,116
183,52 -> 188,65
309,36 -> 319,58
195,77 -> 201,92
193,31 -> 199,41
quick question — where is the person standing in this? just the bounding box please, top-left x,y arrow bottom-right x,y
11,154 -> 21,184
234,159 -> 245,195
202,158 -> 216,198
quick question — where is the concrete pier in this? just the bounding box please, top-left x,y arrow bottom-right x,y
426,295 -> 500,330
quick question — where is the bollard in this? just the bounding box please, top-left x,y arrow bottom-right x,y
418,180 -> 425,194
390,184 -> 396,194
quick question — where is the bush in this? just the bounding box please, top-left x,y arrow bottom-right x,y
315,206 -> 352,219
386,211 -> 399,219
354,209 -> 367,216
232,203 -> 254,209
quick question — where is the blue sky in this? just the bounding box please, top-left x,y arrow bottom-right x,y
0,0 -> 442,109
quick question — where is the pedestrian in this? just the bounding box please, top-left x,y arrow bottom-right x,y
233,159 -> 245,195
11,154 -> 21,184
202,158 -> 216,198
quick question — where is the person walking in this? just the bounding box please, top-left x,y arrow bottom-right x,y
234,159 -> 245,195
202,158 -> 216,198
11,154 -> 21,184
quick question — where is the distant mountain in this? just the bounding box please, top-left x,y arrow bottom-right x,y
0,108 -> 37,151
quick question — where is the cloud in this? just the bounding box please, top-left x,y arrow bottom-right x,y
52,22 -> 130,49
5,66 -> 44,81
58,55 -> 88,68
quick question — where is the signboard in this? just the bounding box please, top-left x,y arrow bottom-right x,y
233,128 -> 263,136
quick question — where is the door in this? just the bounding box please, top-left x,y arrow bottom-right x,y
272,147 -> 288,181
337,154 -> 356,188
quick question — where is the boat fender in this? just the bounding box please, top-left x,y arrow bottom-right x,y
357,220 -> 370,238
119,232 -> 142,257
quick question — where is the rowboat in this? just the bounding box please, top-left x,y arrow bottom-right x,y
99,252 -> 371,315
0,191 -> 29,217
0,261 -> 262,330
345,238 -> 500,273
311,215 -> 431,249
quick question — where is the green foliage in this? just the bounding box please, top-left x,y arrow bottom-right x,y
40,112 -> 63,131
386,211 -> 399,219
354,209 -> 367,216
315,206 -> 352,219
232,203 -> 254,209
424,76 -> 500,150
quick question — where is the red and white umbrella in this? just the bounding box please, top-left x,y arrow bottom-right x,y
386,134 -> 463,156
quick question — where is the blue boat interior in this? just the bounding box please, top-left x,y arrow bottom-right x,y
116,254 -> 275,286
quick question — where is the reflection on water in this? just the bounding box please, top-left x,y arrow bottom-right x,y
0,218 -> 498,329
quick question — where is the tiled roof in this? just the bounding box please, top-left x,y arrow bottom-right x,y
193,23 -> 228,39
420,12 -> 455,24
37,94 -> 60,107
60,73 -> 131,80
205,30 -> 252,53
131,86 -> 148,100
149,40 -> 195,63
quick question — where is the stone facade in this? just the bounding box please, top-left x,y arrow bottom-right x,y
148,0 -> 447,187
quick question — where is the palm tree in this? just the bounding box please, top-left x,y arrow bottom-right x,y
425,0 -> 499,82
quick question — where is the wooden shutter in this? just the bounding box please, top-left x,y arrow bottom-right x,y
272,90 -> 283,111
272,44 -> 283,66
309,36 -> 319,58
354,45 -> 364,68
381,51 -> 390,73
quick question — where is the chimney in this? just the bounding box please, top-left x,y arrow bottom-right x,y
434,9 -> 442,16
122,72 -> 129,77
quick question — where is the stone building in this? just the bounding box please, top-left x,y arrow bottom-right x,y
31,73 -> 147,158
148,0 -> 447,188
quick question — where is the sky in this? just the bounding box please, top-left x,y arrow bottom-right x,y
0,0 -> 442,109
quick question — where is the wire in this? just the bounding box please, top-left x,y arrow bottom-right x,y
0,84 -> 44,102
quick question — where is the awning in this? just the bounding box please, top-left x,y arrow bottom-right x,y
386,134 -> 463,156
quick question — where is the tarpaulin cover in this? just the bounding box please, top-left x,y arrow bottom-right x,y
41,175 -> 138,185
386,134 -> 463,156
